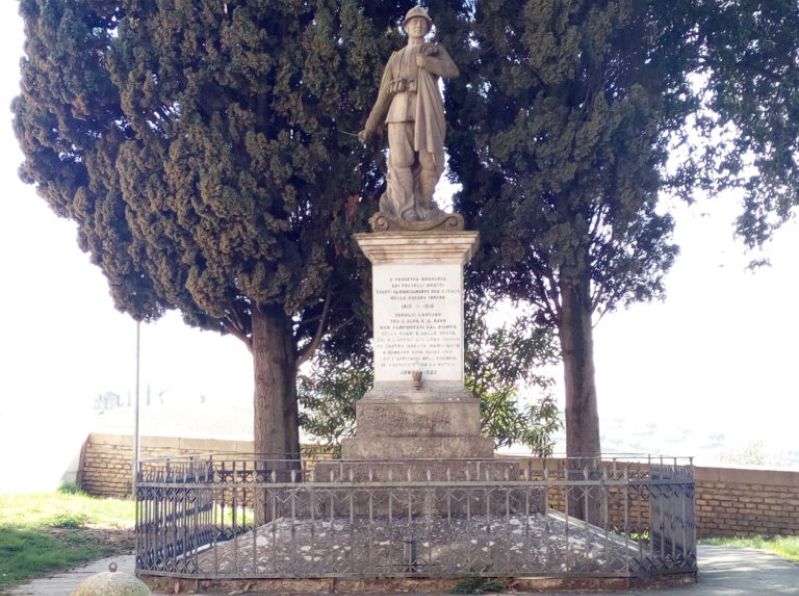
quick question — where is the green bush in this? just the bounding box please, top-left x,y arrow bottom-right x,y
451,577 -> 505,594
57,482 -> 86,496
47,512 -> 90,529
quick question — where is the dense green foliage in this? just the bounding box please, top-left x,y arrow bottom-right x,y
441,0 -> 684,457
448,1 -> 680,322
14,0 -> 412,334
298,352 -> 368,457
435,0 -> 799,457
686,0 -> 799,247
450,576 -> 506,594
465,296 -> 561,454
13,0 -> 420,455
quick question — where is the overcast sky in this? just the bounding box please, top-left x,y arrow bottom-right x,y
0,3 -> 797,491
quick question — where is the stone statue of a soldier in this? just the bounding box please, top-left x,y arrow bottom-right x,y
359,6 -> 459,226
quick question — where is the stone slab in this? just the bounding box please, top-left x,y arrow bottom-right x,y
362,381 -> 474,400
355,231 -> 478,386
354,231 -> 479,266
178,512 -> 685,581
371,262 -> 464,383
340,435 -> 494,460
694,465 -> 799,487
354,398 -> 481,438
348,230 -> 490,464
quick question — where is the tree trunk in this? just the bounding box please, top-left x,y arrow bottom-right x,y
251,304 -> 299,459
251,304 -> 299,525
558,265 -> 601,457
558,263 -> 602,524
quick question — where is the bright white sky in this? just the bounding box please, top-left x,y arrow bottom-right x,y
0,3 -> 797,491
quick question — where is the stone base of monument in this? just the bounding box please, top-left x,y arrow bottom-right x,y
311,227 -> 514,512
339,230 -> 495,462
145,575 -> 697,595
339,381 -> 494,460
340,436 -> 493,459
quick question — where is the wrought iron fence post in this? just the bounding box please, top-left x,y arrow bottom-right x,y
403,533 -> 418,573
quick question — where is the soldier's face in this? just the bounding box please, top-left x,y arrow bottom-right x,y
405,17 -> 429,40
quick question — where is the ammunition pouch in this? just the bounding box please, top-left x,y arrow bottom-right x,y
389,78 -> 417,95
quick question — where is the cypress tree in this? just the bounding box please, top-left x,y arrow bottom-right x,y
444,0 -> 799,468
13,0 -> 416,458
685,0 -> 799,247
447,0 -> 683,461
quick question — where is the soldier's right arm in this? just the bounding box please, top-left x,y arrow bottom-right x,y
361,54 -> 395,139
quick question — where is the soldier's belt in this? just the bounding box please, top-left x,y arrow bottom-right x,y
389,79 -> 417,94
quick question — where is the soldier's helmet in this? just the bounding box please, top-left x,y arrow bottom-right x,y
403,6 -> 432,28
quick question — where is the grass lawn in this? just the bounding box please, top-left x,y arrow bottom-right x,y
701,535 -> 799,562
0,487 -> 135,589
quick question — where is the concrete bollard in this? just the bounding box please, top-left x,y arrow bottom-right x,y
71,562 -> 151,596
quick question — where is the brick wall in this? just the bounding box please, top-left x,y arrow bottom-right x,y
79,433 -> 256,497
510,459 -> 799,539
694,466 -> 799,538
79,435 -> 799,538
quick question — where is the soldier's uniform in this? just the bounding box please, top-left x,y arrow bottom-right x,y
362,7 -> 459,221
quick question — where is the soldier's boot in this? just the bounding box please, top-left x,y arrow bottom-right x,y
415,164 -> 444,219
388,166 -> 417,220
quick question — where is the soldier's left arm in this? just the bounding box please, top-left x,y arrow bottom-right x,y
420,45 -> 459,79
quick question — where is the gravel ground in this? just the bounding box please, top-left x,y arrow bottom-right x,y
194,511 -> 647,578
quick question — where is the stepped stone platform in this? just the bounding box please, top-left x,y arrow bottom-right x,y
340,382 -> 494,460
312,458 -> 520,483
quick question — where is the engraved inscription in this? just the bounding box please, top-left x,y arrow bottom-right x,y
358,406 -> 451,437
373,264 -> 463,382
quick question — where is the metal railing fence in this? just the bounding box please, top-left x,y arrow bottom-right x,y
135,455 -> 696,580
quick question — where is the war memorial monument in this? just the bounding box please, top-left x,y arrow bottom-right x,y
343,4 -> 493,464
134,7 -> 697,592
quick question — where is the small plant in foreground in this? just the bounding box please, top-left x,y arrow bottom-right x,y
58,482 -> 86,495
451,576 -> 505,594
47,512 -> 90,529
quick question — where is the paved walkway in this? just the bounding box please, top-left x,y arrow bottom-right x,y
543,546 -> 799,595
5,546 -> 798,595
5,554 -> 136,595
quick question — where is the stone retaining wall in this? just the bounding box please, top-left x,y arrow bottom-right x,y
510,458 -> 799,539
693,466 -> 799,538
79,434 -> 799,538
78,433 -> 256,497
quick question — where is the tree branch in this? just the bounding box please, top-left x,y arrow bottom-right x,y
220,298 -> 253,350
530,271 -> 557,325
221,318 -> 250,350
295,287 -> 332,371
295,312 -> 324,326
697,56 -> 785,84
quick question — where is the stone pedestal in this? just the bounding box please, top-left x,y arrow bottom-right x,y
340,231 -> 495,461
